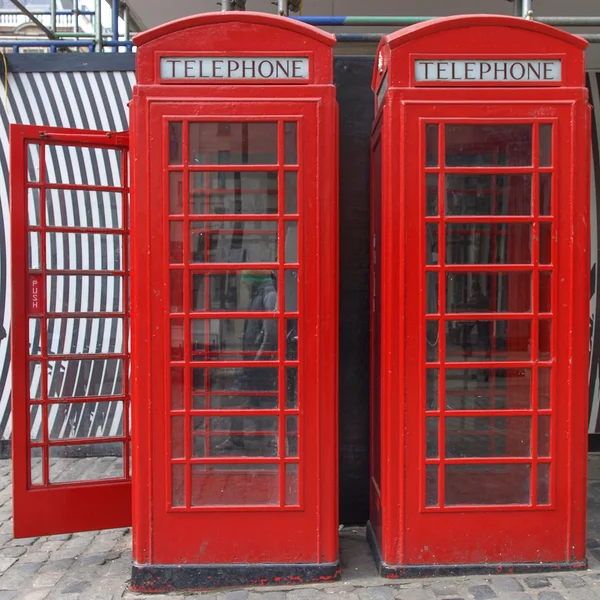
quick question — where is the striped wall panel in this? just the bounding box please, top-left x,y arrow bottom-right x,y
1,68 -> 600,442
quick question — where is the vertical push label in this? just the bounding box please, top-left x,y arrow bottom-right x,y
29,275 -> 44,315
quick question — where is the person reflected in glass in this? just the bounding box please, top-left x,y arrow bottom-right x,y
216,271 -> 278,453
462,281 -> 492,374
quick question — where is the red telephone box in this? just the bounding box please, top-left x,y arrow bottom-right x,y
9,12 -> 338,592
130,12 -> 339,591
370,15 -> 590,575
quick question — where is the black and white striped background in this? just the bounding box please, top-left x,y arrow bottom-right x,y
0,63 -> 600,446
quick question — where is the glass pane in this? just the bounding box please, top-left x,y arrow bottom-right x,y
285,463 -> 299,505
171,319 -> 184,361
27,143 -> 40,182
169,122 -> 183,165
539,271 -> 551,313
285,172 -> 298,214
45,233 -> 123,271
170,172 -> 183,214
45,275 -> 124,314
193,393 -> 278,411
539,367 -> 551,409
425,124 -> 438,167
172,464 -> 185,507
29,404 -> 43,442
539,223 -> 552,265
47,359 -> 123,398
171,367 -> 184,410
286,416 -> 298,457
426,465 -> 438,507
539,124 -> 552,166
426,369 -> 438,410
426,418 -> 438,458
537,463 -> 550,505
189,171 -> 277,215
49,443 -> 124,483
170,221 -> 183,264
426,173 -> 438,216
191,273 -> 205,311
446,320 -> 531,363
446,223 -> 531,265
48,401 -> 124,440
29,231 -> 40,270
426,224 -> 438,265
191,221 -> 277,264
286,367 -> 298,408
285,270 -> 298,312
538,415 -> 551,457
445,464 -> 531,505
193,366 -> 278,393
30,447 -> 43,486
170,270 -> 184,313
172,416 -> 184,458
189,122 -> 278,165
446,272 -> 531,313
539,320 -> 551,361
47,317 -> 123,355
29,362 -> 42,400
426,273 -> 438,314
191,464 -> 279,506
426,321 -> 439,362
45,146 -> 122,186
29,318 -> 41,356
46,189 -> 123,229
446,416 -> 531,458
284,122 -> 298,165
285,222 -> 298,263
191,318 -> 278,362
445,124 -> 532,167
539,173 -> 552,216
286,318 -> 298,360
446,368 -> 531,410
446,174 -> 531,216
28,187 -> 40,226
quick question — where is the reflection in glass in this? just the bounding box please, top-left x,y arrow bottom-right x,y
285,270 -> 298,312
47,359 -> 123,398
445,124 -> 532,166
446,223 -> 531,265
286,416 -> 298,457
446,272 -> 531,313
445,464 -> 530,505
539,223 -> 552,265
171,367 -> 184,410
171,416 -> 184,458
286,464 -> 299,505
189,171 -> 277,214
445,174 -> 531,216
539,173 -> 552,216
49,443 -> 123,483
426,321 -> 439,362
172,464 -> 185,507
170,172 -> 183,214
190,221 -> 278,264
426,465 -> 438,507
48,401 -> 124,440
538,415 -> 551,457
539,271 -> 551,313
445,368 -> 531,410
426,124 -> 439,167
284,122 -> 298,164
30,404 -> 42,442
170,222 -> 183,264
539,368 -> 551,409
169,122 -> 182,165
285,172 -> 298,214
426,224 -> 438,265
286,318 -> 298,360
286,367 -> 298,408
285,222 -> 298,263
426,369 -> 438,410
537,463 -> 550,505
426,173 -> 438,216
171,319 -> 184,361
446,320 -> 531,362
426,418 -> 438,458
426,272 -> 438,314
170,270 -> 184,313
539,320 -> 551,361
539,124 -> 552,166
189,122 -> 278,165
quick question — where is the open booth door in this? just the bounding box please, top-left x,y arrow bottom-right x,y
10,124 -> 132,538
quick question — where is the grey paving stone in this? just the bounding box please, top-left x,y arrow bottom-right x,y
356,587 -> 395,600
559,573 -> 586,588
8,538 -> 37,547
248,593 -> 287,600
226,591 -> 249,600
19,552 -> 49,564
14,561 -> 44,575
0,558 -> 16,574
391,590 -> 435,600
14,590 -> 51,600
431,583 -> 459,597
491,577 -> 523,593
61,580 -> 90,594
31,572 -> 65,588
0,548 -> 26,559
37,558 -> 75,573
0,592 -> 18,600
523,575 -> 551,589
468,584 -> 497,600
538,593 -> 566,600
494,594 -> 532,600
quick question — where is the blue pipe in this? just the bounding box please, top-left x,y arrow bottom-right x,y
112,0 -> 119,53
2,40 -> 134,52
293,16 -> 347,25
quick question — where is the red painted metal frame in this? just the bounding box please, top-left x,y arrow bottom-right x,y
370,15 -> 589,571
10,124 -> 131,538
131,12 -> 338,572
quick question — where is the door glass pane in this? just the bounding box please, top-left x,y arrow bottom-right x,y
445,464 -> 530,506
537,463 -> 550,505
445,124 -> 532,167
539,320 -> 552,361
445,368 -> 531,410
170,270 -> 184,313
45,275 -> 124,313
47,317 -> 124,355
171,367 -> 184,410
170,172 -> 183,214
539,173 -> 552,216
27,143 -> 41,182
538,415 -> 551,457
286,367 -> 298,408
189,122 -> 278,165
29,404 -> 43,442
29,362 -> 42,400
45,233 -> 123,271
446,223 -> 531,265
426,465 -> 438,507
426,418 -> 438,458
446,272 -> 531,313
285,464 -> 299,505
28,187 -> 40,226
285,172 -> 298,214
169,122 -> 182,165
285,270 -> 298,312
426,224 -> 438,264
446,174 -> 531,216
170,221 -> 183,264
29,319 -> 41,356
45,146 -> 122,186
285,222 -> 298,263
49,443 -> 124,483
446,320 -> 531,362
284,122 -> 297,165
171,319 -> 184,361
539,223 -> 552,265
30,447 -> 43,486
286,318 -> 298,360
426,321 -> 439,362
539,367 -> 551,409
286,416 -> 298,457
445,416 -> 531,458
29,232 -> 40,270
190,171 -> 277,215
426,174 -> 438,216
425,124 -> 438,167
172,464 -> 185,507
426,369 -> 438,410
191,464 -> 279,506
190,221 -> 277,264
48,401 -> 124,440
426,273 -> 438,314
47,359 -> 123,398
539,124 -> 552,166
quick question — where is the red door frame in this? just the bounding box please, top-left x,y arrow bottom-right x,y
10,124 -> 132,538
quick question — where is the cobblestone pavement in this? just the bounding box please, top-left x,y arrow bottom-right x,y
3,457 -> 600,600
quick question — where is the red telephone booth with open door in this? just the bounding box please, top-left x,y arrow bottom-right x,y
370,15 -> 590,575
9,12 -> 339,592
